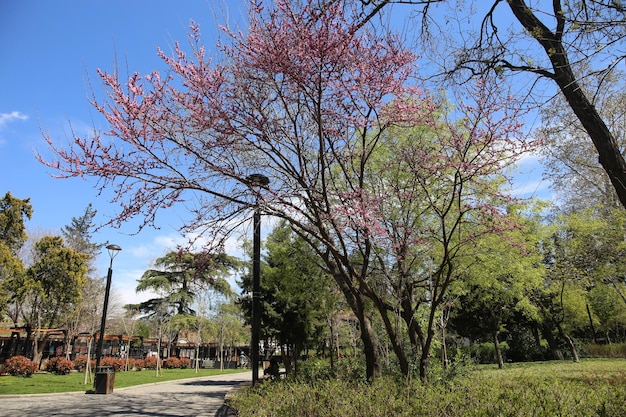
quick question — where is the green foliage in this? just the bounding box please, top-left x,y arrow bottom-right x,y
289,357 -> 335,382
460,342 -> 508,364
133,250 -> 238,316
584,343 -> 626,358
286,356 -> 368,384
240,221 -> 335,372
0,192 -> 32,254
544,206 -> 626,338
2,356 -> 38,377
0,192 -> 31,320
506,324 -> 551,362
588,284 -> 626,338
0,241 -> 25,319
60,203 -> 104,276
231,360 -> 626,417
25,235 -> 88,329
45,356 -> 74,375
427,350 -> 475,383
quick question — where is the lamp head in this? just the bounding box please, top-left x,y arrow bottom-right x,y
106,244 -> 122,261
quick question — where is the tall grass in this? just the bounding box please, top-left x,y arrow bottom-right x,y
230,359 -> 626,417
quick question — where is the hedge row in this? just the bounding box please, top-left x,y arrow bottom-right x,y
2,355 -> 192,377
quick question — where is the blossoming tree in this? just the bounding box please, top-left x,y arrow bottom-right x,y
40,0 -> 533,379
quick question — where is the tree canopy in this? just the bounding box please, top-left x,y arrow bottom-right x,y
40,0 -> 537,380
354,0 -> 626,208
0,192 -> 32,255
130,250 -> 238,317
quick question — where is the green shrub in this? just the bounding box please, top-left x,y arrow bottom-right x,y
231,360 -> 626,417
290,358 -> 334,382
3,356 -> 38,377
335,356 -> 367,382
463,342 -> 502,364
45,356 -> 74,375
584,343 -> 626,358
426,351 -> 474,384
289,356 -> 366,383
507,325 -> 550,362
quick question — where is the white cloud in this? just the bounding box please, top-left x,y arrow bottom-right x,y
0,111 -> 28,128
0,111 -> 29,145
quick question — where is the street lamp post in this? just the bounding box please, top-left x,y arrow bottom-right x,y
246,174 -> 269,386
94,244 -> 122,373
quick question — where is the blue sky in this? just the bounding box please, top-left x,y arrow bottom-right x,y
0,1 -> 550,308
0,0 -> 252,307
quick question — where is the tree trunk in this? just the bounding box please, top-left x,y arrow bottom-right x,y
586,302 -> 597,344
84,337 -> 93,385
360,310 -> 381,380
369,294 -> 410,376
281,344 -> 293,375
327,316 -> 335,373
329,268 -> 381,379
493,330 -> 504,369
64,330 -> 71,360
542,323 -> 564,360
401,298 -> 425,357
195,344 -> 200,374
508,0 -> 626,209
32,310 -> 43,367
419,328 -> 435,382
557,323 -> 579,362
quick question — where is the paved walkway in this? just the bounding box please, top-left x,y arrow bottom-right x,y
0,371 -> 251,417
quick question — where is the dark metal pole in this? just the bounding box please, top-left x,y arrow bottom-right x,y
95,260 -> 113,372
251,203 -> 261,385
245,173 -> 269,386
94,244 -> 121,377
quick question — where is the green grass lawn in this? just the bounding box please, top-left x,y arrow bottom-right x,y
0,367 -> 249,395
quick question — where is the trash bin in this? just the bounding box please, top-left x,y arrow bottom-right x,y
94,366 -> 115,394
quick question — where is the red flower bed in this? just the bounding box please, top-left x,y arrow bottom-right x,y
46,356 -> 74,375
3,356 -> 38,377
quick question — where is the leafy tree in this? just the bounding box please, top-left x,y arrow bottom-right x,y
538,71 -> 626,211
451,205 -> 545,368
131,250 -> 237,317
40,0 -> 532,379
356,0 -> 626,208
213,300 -> 247,370
0,192 -> 31,320
24,235 -> 88,363
535,206 -> 626,352
353,85 -> 533,379
60,205 -> 106,363
534,214 -> 618,362
116,310 -> 141,372
587,284 -> 626,343
0,242 -> 25,321
61,203 -> 104,275
0,192 -> 32,254
240,221 -> 334,375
